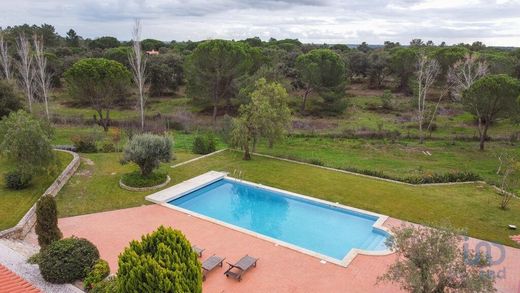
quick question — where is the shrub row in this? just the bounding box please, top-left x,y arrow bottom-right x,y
71,134 -> 117,153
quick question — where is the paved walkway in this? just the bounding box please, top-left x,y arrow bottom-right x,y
0,240 -> 82,293
59,205 -> 520,293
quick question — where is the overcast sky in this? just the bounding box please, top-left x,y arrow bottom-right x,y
1,0 -> 519,46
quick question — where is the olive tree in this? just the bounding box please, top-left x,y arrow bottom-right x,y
118,226 -> 202,292
295,49 -> 345,113
463,74 -> 520,151
121,133 -> 172,176
0,110 -> 56,184
231,78 -> 291,160
185,40 -> 253,122
379,224 -> 495,293
65,58 -> 131,131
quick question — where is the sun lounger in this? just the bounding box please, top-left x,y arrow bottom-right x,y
224,255 -> 258,281
192,245 -> 205,257
202,255 -> 225,281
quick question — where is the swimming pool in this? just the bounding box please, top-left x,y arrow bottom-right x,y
164,175 -> 390,265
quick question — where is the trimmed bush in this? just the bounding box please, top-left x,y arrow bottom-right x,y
118,226 -> 202,292
4,170 -> 32,189
403,171 -> 482,184
120,171 -> 168,188
39,237 -> 100,284
90,277 -> 118,293
192,134 -> 216,155
71,133 -> 98,153
35,195 -> 62,249
101,141 -> 116,153
84,259 -> 110,290
121,133 -> 172,176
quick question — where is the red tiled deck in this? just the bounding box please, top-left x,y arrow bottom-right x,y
59,205 -> 520,293
0,264 -> 41,293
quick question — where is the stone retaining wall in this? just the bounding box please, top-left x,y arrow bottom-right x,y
0,150 -> 80,239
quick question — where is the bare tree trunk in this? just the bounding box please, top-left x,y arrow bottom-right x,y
479,121 -> 489,151
416,53 -> 439,144
33,34 -> 52,120
0,34 -> 12,80
129,19 -> 147,131
16,34 -> 34,113
301,87 -> 311,113
243,136 -> 251,160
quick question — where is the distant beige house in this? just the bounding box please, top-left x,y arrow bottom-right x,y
145,49 -> 159,55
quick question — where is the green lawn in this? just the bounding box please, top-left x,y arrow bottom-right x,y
0,151 -> 73,230
255,137 -> 520,193
56,150 -> 520,248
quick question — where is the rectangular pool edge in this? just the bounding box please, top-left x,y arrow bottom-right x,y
146,171 -> 394,267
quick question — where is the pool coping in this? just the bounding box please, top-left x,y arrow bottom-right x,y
145,171 -> 393,268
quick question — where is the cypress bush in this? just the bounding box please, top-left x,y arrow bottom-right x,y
35,195 -> 62,249
39,237 -> 100,283
117,226 -> 202,292
84,259 -> 110,290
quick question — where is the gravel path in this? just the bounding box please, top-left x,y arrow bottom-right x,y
0,239 -> 83,293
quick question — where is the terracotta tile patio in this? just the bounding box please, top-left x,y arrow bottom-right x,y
59,205 -> 520,293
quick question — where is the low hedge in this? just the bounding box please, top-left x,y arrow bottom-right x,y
120,171 -> 168,188
84,259 -> 110,290
4,170 -> 32,190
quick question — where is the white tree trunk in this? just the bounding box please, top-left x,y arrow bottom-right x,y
129,19 -> 147,131
448,53 -> 488,101
33,34 -> 52,121
0,34 -> 12,80
416,53 -> 439,144
16,34 -> 34,113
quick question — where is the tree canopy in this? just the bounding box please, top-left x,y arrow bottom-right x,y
64,58 -> 131,131
0,80 -> 22,118
121,133 -> 172,176
463,74 -> 520,150
185,39 -> 254,122
295,49 -> 346,113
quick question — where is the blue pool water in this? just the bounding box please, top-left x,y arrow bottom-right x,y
168,178 -> 388,261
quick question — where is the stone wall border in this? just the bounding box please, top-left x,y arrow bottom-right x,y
0,149 -> 80,239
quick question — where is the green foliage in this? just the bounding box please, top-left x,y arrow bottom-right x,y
64,58 -> 131,131
39,237 -> 100,284
117,226 -> 202,293
4,170 -> 32,189
89,36 -> 120,50
0,111 -> 56,183
141,39 -> 165,51
232,78 -> 291,159
186,39 -> 254,120
35,195 -> 62,249
380,90 -> 393,110
84,259 -> 110,290
403,171 -> 482,184
463,74 -> 520,150
71,133 -> 99,153
121,133 -> 172,176
101,141 -> 116,153
65,29 -> 79,47
192,134 -> 216,154
103,47 -> 131,68
148,53 -> 184,96
0,80 -> 22,118
367,50 -> 390,89
389,47 -> 417,93
379,225 -> 495,293
90,277 -> 118,293
296,49 -> 346,113
121,171 -> 168,188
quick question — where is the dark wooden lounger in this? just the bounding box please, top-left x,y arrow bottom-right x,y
224,255 -> 258,281
202,255 -> 225,281
192,245 -> 205,257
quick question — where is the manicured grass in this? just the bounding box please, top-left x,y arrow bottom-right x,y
55,152 -> 199,217
0,151 -> 73,230
255,137 -> 520,193
56,150 -> 520,247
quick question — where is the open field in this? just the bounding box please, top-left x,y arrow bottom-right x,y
0,151 -> 73,230
56,150 -> 520,247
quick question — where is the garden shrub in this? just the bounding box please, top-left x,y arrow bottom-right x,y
101,141 -> 116,153
308,158 -> 324,166
403,171 -> 482,184
71,133 -> 98,153
39,237 -> 100,284
35,195 -> 62,249
121,133 -> 172,176
192,134 -> 216,154
4,170 -> 32,189
84,259 -> 110,290
117,226 -> 202,292
90,277 -> 118,293
121,171 -> 168,188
